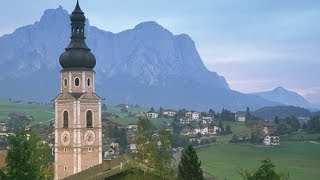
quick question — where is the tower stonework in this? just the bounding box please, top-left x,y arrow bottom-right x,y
54,1 -> 102,179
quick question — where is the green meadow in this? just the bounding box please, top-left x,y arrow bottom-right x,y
106,106 -> 174,127
197,132 -> 320,180
1,99 -> 319,180
0,100 -> 172,127
0,100 -> 54,125
113,115 -> 174,128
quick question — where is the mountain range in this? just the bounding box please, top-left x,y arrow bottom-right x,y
0,6 -> 315,111
251,87 -> 318,110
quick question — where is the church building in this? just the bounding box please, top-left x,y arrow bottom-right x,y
54,1 -> 102,179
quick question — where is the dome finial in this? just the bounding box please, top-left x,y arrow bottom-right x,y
73,0 -> 84,14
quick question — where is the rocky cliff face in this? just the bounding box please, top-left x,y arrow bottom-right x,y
0,6 -> 278,111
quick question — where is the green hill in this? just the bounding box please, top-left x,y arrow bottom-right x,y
253,106 -> 311,121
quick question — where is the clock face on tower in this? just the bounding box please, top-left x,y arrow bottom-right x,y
84,130 -> 95,145
61,131 -> 71,146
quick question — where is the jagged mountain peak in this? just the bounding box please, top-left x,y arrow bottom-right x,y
39,6 -> 69,25
0,6 -> 280,111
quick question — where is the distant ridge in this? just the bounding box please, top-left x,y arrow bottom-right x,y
250,86 -> 318,110
253,105 -> 311,121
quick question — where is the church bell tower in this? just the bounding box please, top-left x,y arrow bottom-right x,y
54,1 -> 102,179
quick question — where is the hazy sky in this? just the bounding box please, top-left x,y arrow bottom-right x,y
0,0 -> 319,105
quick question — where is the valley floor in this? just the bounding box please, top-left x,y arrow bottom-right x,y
197,137 -> 320,180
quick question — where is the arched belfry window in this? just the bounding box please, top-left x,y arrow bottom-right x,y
86,110 -> 93,128
63,111 -> 68,128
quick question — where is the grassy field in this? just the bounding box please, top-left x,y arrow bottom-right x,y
0,100 -> 170,127
106,106 -> 173,127
197,133 -> 320,180
113,116 -> 174,128
0,100 -> 54,125
214,122 -> 251,143
281,131 -> 320,141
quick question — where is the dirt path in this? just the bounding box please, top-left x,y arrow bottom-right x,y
39,118 -> 54,124
308,141 -> 320,145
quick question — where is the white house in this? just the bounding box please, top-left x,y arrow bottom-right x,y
186,111 -> 200,120
128,124 -> 138,131
201,120 -> 208,124
263,135 -> 280,146
208,126 -> 221,135
162,109 -> 176,117
180,118 -> 190,124
235,112 -> 246,122
180,128 -> 192,136
202,116 -> 212,121
104,148 -> 115,158
129,141 -> 137,153
146,112 -> 159,119
200,127 -> 208,135
193,126 -> 209,135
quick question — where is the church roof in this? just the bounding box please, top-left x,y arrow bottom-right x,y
59,0 -> 96,70
53,92 -> 102,101
63,156 -> 127,180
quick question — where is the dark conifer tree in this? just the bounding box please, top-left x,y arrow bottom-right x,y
178,144 -> 204,180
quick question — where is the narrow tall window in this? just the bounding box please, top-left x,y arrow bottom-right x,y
64,78 -> 68,88
63,111 -> 68,128
86,110 -> 93,128
87,78 -> 91,87
75,78 -> 80,87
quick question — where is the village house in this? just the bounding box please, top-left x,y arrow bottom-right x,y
104,138 -> 120,159
180,128 -> 192,136
146,111 -> 159,119
129,139 -> 136,153
208,126 -> 221,135
179,118 -> 190,124
8,112 -> 32,121
137,112 -> 146,117
115,104 -> 130,109
48,142 -> 54,156
262,122 -> 277,135
0,133 -> 8,150
162,109 -> 176,117
235,112 -> 246,122
126,130 -> 136,153
193,126 -> 209,135
0,123 -> 7,132
201,116 -> 213,123
185,111 -> 200,120
127,124 -> 138,131
104,147 -> 117,159
189,135 -> 201,143
263,135 -> 280,146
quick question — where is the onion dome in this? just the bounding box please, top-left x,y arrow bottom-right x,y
59,0 -> 96,69
70,1 -> 85,22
